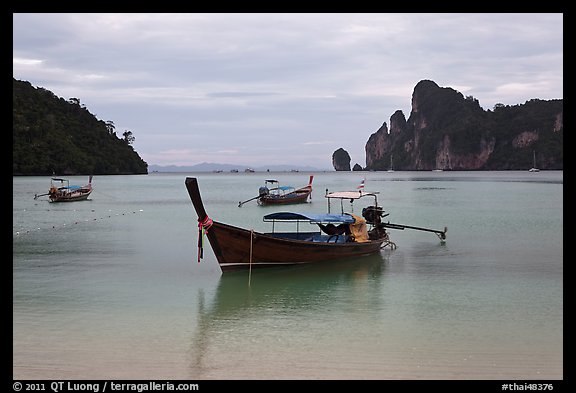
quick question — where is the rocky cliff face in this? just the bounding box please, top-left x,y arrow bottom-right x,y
332,148 -> 351,171
365,123 -> 389,169
365,80 -> 563,170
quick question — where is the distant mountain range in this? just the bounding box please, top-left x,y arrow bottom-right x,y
148,162 -> 329,172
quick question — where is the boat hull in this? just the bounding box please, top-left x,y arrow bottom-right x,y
204,221 -> 385,271
49,189 -> 92,202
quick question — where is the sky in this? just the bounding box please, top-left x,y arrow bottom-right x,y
13,13 -> 563,169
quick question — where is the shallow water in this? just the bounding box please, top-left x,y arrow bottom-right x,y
13,171 -> 563,380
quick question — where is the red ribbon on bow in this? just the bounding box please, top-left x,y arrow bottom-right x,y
197,215 -> 213,262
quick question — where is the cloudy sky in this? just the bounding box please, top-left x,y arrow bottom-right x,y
13,13 -> 563,169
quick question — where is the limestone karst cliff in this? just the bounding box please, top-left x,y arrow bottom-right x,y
332,148 -> 351,171
364,80 -> 563,171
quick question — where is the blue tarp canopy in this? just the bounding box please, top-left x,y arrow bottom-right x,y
263,212 -> 355,224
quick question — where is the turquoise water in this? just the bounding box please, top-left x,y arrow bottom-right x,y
13,171 -> 563,380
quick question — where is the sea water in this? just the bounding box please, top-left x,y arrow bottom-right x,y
12,171 -> 563,380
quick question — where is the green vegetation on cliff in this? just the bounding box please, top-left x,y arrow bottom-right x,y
13,79 -> 148,175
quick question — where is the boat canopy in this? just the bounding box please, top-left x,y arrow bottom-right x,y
263,212 -> 355,224
325,191 -> 378,200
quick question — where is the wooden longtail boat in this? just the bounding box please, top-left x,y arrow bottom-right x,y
258,175 -> 313,205
186,177 -> 447,271
238,175 -> 314,207
35,176 -> 93,202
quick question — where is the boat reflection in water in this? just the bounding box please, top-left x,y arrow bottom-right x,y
189,253 -> 389,379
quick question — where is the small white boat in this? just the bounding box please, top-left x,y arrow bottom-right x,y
529,151 -> 540,172
387,154 -> 395,173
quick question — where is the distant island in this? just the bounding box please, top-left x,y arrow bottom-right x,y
13,79 -> 148,176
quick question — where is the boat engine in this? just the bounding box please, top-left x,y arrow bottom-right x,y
362,205 -> 386,225
363,206 -> 392,241
259,186 -> 269,197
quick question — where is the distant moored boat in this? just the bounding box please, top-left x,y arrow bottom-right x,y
238,176 -> 314,207
529,150 -> 540,172
35,176 -> 93,202
387,154 -> 394,173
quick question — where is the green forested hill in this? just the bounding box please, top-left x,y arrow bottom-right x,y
13,79 -> 148,175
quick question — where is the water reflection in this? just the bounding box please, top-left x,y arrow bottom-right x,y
189,253 -> 388,378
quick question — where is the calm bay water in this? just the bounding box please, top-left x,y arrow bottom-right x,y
13,171 -> 563,380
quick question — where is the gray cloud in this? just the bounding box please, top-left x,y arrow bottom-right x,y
13,13 -> 563,168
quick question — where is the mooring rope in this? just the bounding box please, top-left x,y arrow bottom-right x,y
248,229 -> 254,287
381,240 -> 397,250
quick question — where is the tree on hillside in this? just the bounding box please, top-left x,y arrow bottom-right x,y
123,130 -> 135,145
106,120 -> 116,135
